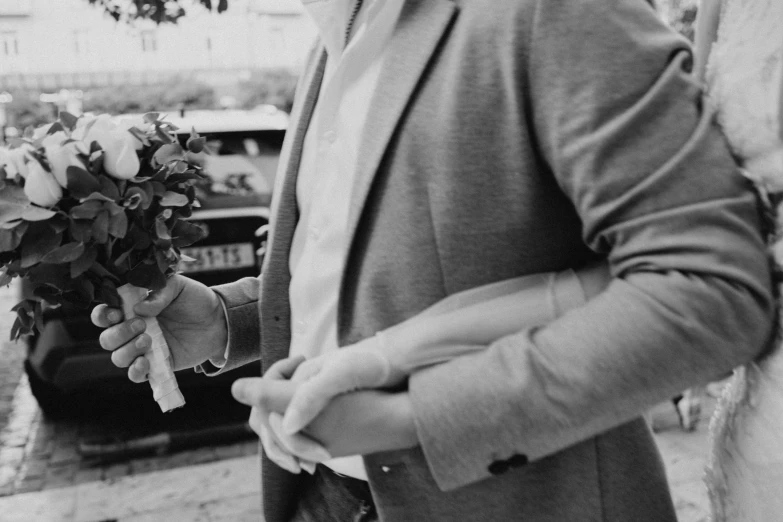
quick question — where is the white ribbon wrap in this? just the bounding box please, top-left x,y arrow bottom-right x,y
117,283 -> 185,412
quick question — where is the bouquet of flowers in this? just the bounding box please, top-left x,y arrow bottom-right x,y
0,111 -> 208,412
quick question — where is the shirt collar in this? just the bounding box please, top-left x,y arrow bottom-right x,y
300,0 -> 377,58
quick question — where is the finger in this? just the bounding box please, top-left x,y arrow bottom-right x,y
282,377 -> 343,435
231,378 -> 266,407
128,356 -> 150,383
289,359 -> 324,384
269,412 -> 332,462
231,378 -> 294,411
264,355 -> 306,380
91,304 -> 123,328
109,334 -> 150,368
261,427 -> 302,474
249,408 -> 301,474
99,317 -> 146,353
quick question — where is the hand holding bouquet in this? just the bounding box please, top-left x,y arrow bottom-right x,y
0,112 -> 208,412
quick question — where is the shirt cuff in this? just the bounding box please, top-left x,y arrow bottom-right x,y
210,295 -> 231,368
194,295 -> 231,375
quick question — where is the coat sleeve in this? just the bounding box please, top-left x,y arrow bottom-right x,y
408,0 -> 774,491
195,277 -> 261,375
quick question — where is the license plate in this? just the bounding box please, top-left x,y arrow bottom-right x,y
181,243 -> 256,273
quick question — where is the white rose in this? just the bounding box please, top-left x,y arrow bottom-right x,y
45,143 -> 84,187
0,148 -> 13,177
81,114 -> 141,180
40,130 -> 68,150
24,160 -> 63,207
116,117 -> 151,150
6,146 -> 33,179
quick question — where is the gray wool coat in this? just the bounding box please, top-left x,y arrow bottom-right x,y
201,0 -> 775,520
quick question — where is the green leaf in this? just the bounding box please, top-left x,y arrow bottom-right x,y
48,217 -> 69,233
67,166 -> 102,198
42,242 -> 84,264
20,227 -> 61,268
34,301 -> 44,333
172,220 -> 207,248
127,262 -> 167,291
113,248 -> 133,268
27,263 -> 70,289
153,143 -> 184,165
89,262 -> 120,283
69,220 -> 92,243
0,223 -> 26,252
143,112 -> 160,124
98,175 -> 120,200
98,279 -> 121,307
186,135 -> 206,154
128,127 -> 151,148
72,276 -> 95,304
108,212 -> 128,238
124,185 -> 152,210
155,218 -> 170,240
47,121 -> 65,135
159,192 -> 188,207
0,184 -> 32,226
70,200 -> 103,220
92,210 -> 109,244
59,112 -> 79,130
151,181 -> 167,196
70,246 -> 97,278
10,317 -> 22,341
155,126 -> 174,144
22,206 -> 56,221
0,270 -> 13,287
103,200 -> 124,216
155,249 -> 170,274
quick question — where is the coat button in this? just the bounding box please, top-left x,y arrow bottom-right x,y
488,460 -> 510,475
507,454 -> 528,468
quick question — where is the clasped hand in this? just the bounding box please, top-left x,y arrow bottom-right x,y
231,350 -> 418,474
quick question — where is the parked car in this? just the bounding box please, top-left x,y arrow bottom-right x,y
22,109 -> 286,418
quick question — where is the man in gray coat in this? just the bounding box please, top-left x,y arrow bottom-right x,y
93,0 -> 774,520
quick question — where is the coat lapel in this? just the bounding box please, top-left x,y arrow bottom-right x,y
261,47 -> 327,368
344,0 -> 457,251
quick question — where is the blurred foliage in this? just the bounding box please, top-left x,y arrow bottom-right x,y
656,0 -> 699,41
86,0 -> 229,24
82,78 -> 216,114
235,69 -> 297,113
3,91 -> 58,131
3,71 -> 296,131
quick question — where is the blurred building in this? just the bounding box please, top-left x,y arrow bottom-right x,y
0,0 -> 317,91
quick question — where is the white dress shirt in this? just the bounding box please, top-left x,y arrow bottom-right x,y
288,0 -> 405,480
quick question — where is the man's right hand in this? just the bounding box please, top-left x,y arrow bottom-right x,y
90,275 -> 228,383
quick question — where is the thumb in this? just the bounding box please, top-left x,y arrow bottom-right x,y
134,277 -> 182,317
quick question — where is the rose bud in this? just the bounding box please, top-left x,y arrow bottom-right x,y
24,160 -> 63,207
7,147 -> 32,179
0,148 -> 15,177
116,117 -> 151,151
40,130 -> 68,150
81,115 -> 141,179
101,129 -> 141,179
45,143 -> 84,187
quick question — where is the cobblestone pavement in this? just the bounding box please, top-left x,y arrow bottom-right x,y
0,281 -> 260,502
0,372 -> 259,498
